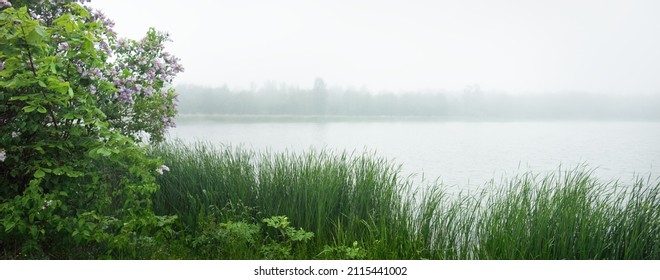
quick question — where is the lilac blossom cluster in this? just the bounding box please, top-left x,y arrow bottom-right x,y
163,113 -> 176,129
65,11 -> 182,107
91,9 -> 116,39
87,7 -> 117,56
49,0 -> 90,3
57,2 -> 183,135
107,31 -> 184,104
57,42 -> 69,51
72,60 -> 103,80
0,0 -> 11,9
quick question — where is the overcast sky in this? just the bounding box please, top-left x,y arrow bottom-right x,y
90,0 -> 660,94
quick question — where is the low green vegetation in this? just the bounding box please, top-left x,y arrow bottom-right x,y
145,141 -> 659,260
2,139 -> 658,259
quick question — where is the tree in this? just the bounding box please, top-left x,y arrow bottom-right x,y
0,1 -> 181,258
312,77 -> 327,115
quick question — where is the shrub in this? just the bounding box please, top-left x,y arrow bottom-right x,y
0,1 -> 182,258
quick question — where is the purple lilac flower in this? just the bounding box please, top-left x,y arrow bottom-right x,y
162,52 -> 172,63
89,67 -> 103,79
151,58 -> 164,71
162,115 -> 175,130
0,150 -> 5,162
116,39 -> 130,50
171,61 -> 184,73
58,42 -> 69,51
0,0 -> 11,9
89,84 -> 97,94
117,88 -> 132,103
93,10 -> 116,34
99,39 -> 112,55
146,70 -> 156,82
108,66 -> 119,77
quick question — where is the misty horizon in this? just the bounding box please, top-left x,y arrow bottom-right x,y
175,82 -> 660,120
175,81 -> 660,97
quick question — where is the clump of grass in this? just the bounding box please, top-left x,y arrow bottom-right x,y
152,141 -> 425,259
150,141 -> 660,259
474,170 -> 660,259
152,141 -> 258,231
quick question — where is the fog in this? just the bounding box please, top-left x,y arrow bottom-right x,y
176,82 -> 660,120
92,0 -> 660,95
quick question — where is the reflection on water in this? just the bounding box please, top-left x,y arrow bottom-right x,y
168,120 -> 660,191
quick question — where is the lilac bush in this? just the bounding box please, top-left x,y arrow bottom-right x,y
1,1 -> 181,258
91,6 -> 183,142
6,0 -> 183,143
100,26 -> 185,142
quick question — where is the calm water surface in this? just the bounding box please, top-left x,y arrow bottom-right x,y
168,120 -> 660,191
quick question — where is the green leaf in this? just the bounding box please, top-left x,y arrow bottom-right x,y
23,105 -> 36,113
68,87 -> 74,98
37,106 -> 47,113
38,80 -> 47,87
97,147 -> 112,157
47,76 -> 69,94
50,63 -> 57,74
3,220 -> 16,232
65,170 -> 83,178
34,25 -> 48,37
26,26 -> 47,45
9,96 -> 29,101
34,169 -> 46,178
70,4 -> 91,19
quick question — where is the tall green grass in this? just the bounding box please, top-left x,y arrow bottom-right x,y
151,141 -> 660,259
474,172 -> 660,259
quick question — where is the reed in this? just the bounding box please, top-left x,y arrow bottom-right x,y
473,171 -> 660,259
151,141 -> 660,259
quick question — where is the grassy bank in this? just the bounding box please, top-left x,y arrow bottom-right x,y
150,141 -> 660,259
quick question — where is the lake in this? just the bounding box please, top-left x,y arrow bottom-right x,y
168,119 -> 660,191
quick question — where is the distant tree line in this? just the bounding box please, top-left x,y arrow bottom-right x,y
176,80 -> 660,120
